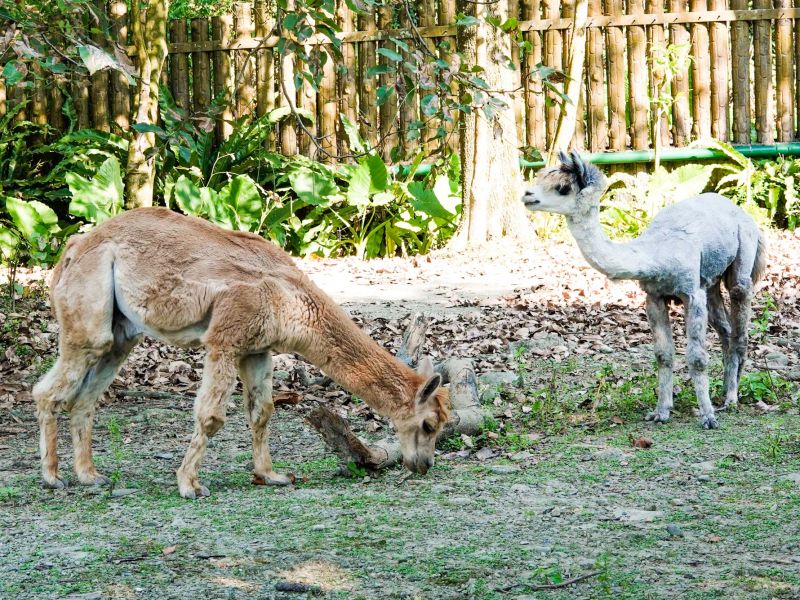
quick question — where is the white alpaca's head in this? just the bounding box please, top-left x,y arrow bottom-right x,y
521,151 -> 607,217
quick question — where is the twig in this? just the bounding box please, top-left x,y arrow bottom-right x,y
503,570 -> 602,592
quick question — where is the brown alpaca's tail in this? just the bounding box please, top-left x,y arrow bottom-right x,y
751,231 -> 768,284
47,235 -> 83,317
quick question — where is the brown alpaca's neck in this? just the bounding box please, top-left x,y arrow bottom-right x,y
285,282 -> 418,419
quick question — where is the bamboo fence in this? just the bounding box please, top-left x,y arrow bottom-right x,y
4,1 -> 800,161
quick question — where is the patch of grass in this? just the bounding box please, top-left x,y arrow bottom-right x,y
0,486 -> 21,502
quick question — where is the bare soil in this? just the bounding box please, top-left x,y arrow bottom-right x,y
1,233 -> 799,599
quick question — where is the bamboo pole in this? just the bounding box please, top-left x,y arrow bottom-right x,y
297,52 -> 315,156
439,0 -> 458,152
627,0 -> 648,150
191,18 -> 212,113
730,0 -> 751,143
48,76 -> 64,131
548,0 -> 588,159
72,75 -> 91,129
647,0 -> 670,148
753,0 -> 773,143
508,0 -> 526,148
586,0 -> 607,152
708,0 -> 729,141
669,0 -> 691,146
418,0 -> 437,152
605,0 -> 626,150
235,2 -> 256,118
397,8 -> 417,156
774,0 -> 793,142
358,8 -> 378,149
377,4 -> 398,159
279,0 -> 298,155
319,45 -> 337,160
110,0 -> 130,132
690,0 -> 711,140
338,1 -> 358,154
90,7 -> 110,132
169,21 -> 190,110
795,5 -> 800,137
522,0 -> 545,150
213,15 -> 235,142
0,76 -> 5,118
254,0 -> 276,125
543,0 -> 563,148
31,65 -> 48,126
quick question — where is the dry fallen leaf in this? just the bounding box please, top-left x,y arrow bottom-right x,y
611,416 -> 624,425
706,535 -> 722,543
162,545 -> 177,556
630,435 -> 653,449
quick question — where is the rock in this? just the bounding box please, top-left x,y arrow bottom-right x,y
510,451 -> 533,462
612,507 -> 663,523
432,484 -> 455,494
488,465 -> 519,475
766,352 -> 789,368
697,474 -> 711,482
154,452 -> 174,460
595,447 -> 627,461
694,460 -> 716,473
670,498 -> 686,506
478,371 -> 517,387
273,369 -> 290,381
449,496 -> 472,506
311,524 -> 327,532
780,473 -> 800,484
475,447 -> 496,461
550,507 -> 562,517
666,524 -> 684,538
111,488 -> 138,498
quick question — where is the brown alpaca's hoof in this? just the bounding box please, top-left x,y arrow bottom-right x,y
252,472 -> 293,486
43,475 -> 67,490
77,473 -> 112,486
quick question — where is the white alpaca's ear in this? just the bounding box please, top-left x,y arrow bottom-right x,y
416,356 -> 435,378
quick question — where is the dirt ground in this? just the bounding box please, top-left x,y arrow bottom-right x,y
1,233 -> 800,599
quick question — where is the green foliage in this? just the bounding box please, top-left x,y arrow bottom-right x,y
738,371 -> 795,406
67,157 -> 125,225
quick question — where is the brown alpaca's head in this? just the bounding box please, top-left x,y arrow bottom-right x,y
393,357 -> 450,475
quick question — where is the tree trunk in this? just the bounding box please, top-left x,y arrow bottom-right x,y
450,0 -> 531,248
125,0 -> 170,209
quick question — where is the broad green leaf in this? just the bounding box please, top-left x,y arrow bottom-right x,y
365,153 -> 388,192
66,156 -> 124,224
376,85 -> 395,107
366,65 -> 392,78
218,175 -> 263,231
347,163 -> 371,207
455,14 -> 480,27
407,181 -> 453,219
173,175 -> 205,217
2,62 -> 25,86
288,167 -> 339,205
377,48 -> 403,63
5,196 -> 59,243
0,224 -> 20,261
340,115 -> 366,153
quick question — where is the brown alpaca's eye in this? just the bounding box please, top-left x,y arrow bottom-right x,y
422,421 -> 435,435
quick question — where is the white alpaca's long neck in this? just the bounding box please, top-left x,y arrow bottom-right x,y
283,281 -> 418,420
566,208 -> 652,281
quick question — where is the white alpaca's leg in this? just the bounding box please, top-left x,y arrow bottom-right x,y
685,290 -> 718,429
177,351 -> 238,499
239,353 -> 291,486
645,294 -> 674,423
707,284 -> 736,409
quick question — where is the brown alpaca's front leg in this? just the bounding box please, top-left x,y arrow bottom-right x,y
239,353 -> 291,486
177,352 -> 238,499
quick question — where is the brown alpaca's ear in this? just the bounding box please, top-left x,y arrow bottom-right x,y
416,374 -> 442,405
416,356 -> 435,378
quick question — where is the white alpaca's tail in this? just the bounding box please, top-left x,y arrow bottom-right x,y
751,231 -> 768,284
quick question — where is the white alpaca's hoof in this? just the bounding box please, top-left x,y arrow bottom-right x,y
701,415 -> 719,430
645,410 -> 670,424
718,398 -> 738,411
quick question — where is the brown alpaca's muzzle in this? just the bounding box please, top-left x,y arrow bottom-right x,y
404,455 -> 434,475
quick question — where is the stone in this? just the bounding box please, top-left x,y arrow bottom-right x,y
780,473 -> 800,484
488,465 -> 519,475
475,447 -> 496,461
110,488 -> 138,498
666,524 -> 684,538
612,507 -> 663,523
478,371 -> 517,387
766,352 -> 789,368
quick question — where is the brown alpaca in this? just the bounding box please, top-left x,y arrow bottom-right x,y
35,208 -> 449,498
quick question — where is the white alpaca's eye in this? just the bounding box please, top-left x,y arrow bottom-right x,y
556,184 -> 571,196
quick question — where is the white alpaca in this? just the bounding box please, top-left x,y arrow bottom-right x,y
522,151 -> 767,429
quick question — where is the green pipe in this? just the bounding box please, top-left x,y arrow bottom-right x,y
395,143 -> 800,176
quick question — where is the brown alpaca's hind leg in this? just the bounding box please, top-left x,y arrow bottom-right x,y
70,327 -> 140,485
34,348 -> 105,488
177,351 -> 238,499
239,353 -> 291,486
